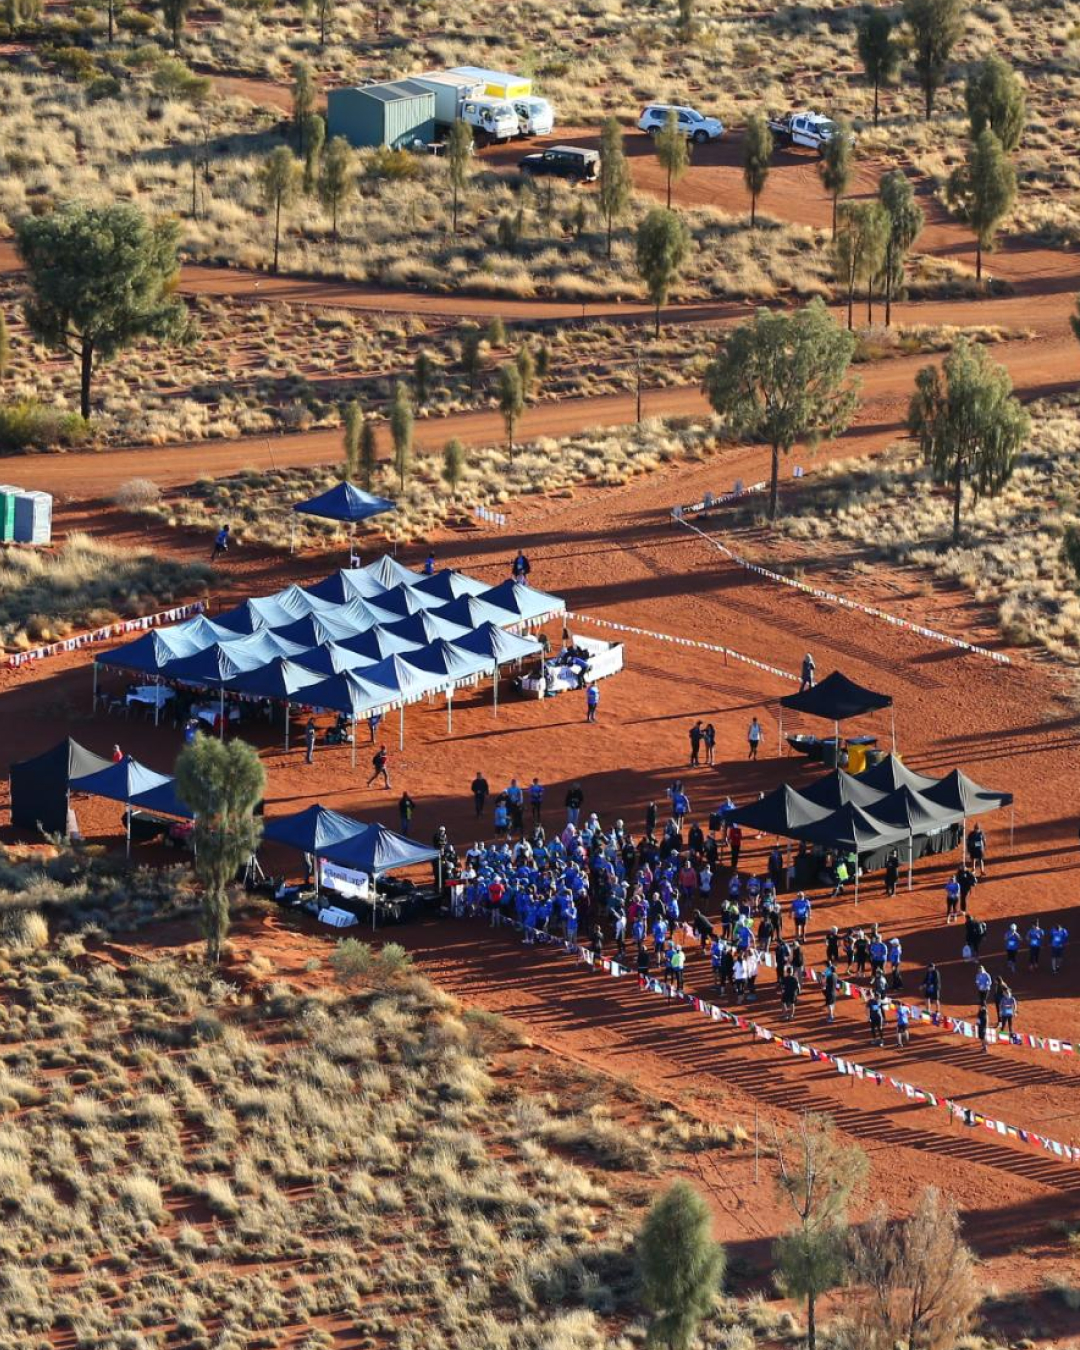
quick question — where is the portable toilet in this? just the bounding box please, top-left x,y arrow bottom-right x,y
14,490 -> 52,544
327,79 -> 436,150
0,488 -> 15,542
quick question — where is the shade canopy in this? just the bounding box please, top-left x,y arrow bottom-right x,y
214,597 -> 297,634
360,653 -> 449,703
359,555 -> 421,590
799,769 -> 887,812
170,614 -> 240,650
871,784 -> 963,833
303,670 -> 401,718
127,777 -> 195,820
729,784 -> 830,835
304,568 -> 399,605
292,643 -> 376,677
780,670 -> 893,723
794,801 -> 909,852
95,629 -> 199,676
482,578 -> 566,625
386,610 -> 471,646
70,754 -> 174,805
226,657 -> 324,703
225,630 -> 310,665
166,641 -> 267,687
412,569 -> 490,602
370,582 -> 445,618
437,594 -> 520,630
271,609 -> 376,649
923,768 -> 1013,816
321,821 -> 440,875
293,481 -> 395,524
853,752 -> 939,795
454,621 -> 542,666
264,584 -> 349,618
9,738 -> 113,834
407,639 -> 491,683
338,625 -> 423,662
263,804 -> 367,855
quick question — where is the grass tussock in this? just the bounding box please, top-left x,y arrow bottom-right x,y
0,533 -> 213,649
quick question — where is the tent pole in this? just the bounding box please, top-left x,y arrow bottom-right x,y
493,665 -> 499,719
126,803 -> 131,860
351,723 -> 357,770
372,874 -> 378,932
154,676 -> 161,727
399,702 -> 405,752
907,829 -> 913,892
92,663 -> 98,714
447,688 -> 452,734
285,702 -> 290,754
890,706 -> 896,752
962,814 -> 967,866
854,857 -> 859,906
778,707 -> 782,756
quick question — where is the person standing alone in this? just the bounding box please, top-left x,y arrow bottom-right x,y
211,523 -> 230,562
304,718 -> 316,765
748,717 -> 762,760
585,683 -> 599,722
368,744 -> 390,789
471,771 -> 489,818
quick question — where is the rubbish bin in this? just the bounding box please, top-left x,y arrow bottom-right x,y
822,738 -> 840,769
846,743 -> 868,775
865,747 -> 887,768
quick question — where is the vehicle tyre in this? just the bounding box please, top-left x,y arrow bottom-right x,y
693,129 -> 708,144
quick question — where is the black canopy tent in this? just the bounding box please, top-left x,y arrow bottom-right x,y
871,784 -> 964,890
779,670 -> 895,759
798,768 -> 886,812
792,801 -> 908,903
728,784 -> 830,837
853,752 -> 938,795
9,738 -> 112,836
924,768 -> 1015,858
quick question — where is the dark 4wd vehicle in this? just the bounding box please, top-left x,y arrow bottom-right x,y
519,145 -> 599,181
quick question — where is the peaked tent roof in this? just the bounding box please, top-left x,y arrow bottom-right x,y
292,481 -> 396,524
302,670 -> 402,717
271,610 -> 376,649
321,821 -> 441,875
359,555 -> 422,590
412,569 -> 490,602
95,628 -> 200,675
385,610 -> 471,646
728,784 -> 831,835
923,768 -> 1013,816
482,578 -> 566,624
170,614 -> 242,650
304,569 -> 401,605
165,641 -> 267,686
407,639 -> 491,682
794,801 -> 909,852
11,738 -> 111,782
360,653 -> 450,703
265,584 -> 351,617
799,769 -> 887,812
128,777 -> 194,820
9,738 -> 114,834
338,625 -> 423,662
437,593 -> 521,631
225,630 -> 310,664
870,784 -> 963,834
70,755 -> 175,804
263,804 -> 368,855
853,752 -> 939,795
226,657 -> 325,703
370,582 -> 445,618
780,670 -> 893,722
455,621 -> 543,665
214,597 -> 297,634
292,643 -> 376,677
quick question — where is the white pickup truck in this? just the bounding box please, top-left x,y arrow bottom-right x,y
766,112 -> 846,155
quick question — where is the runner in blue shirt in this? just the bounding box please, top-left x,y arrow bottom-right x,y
944,876 -> 961,923
1003,923 -> 1021,972
887,937 -> 903,990
868,936 -> 888,975
895,1002 -> 911,1048
1027,920 -> 1045,969
791,892 -> 811,941
1050,923 -> 1068,973
652,917 -> 669,954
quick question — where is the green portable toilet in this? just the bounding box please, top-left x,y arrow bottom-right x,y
327,80 -> 436,151
0,491 -> 15,542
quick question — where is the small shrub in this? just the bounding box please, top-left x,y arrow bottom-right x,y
0,400 -> 91,453
114,478 -> 163,509
365,147 -> 421,181
0,910 -> 49,953
46,46 -> 99,82
117,9 -> 156,33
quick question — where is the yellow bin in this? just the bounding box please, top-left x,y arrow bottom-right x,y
846,743 -> 868,775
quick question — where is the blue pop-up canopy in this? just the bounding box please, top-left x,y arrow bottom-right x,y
370,582 -> 445,619
412,569 -> 490,603
70,755 -> 192,853
303,569 -> 396,605
386,610 -> 471,646
272,607 -> 376,648
339,625 -> 423,663
95,628 -> 199,676
437,593 -> 520,630
293,643 -> 376,677
482,578 -> 566,626
263,803 -> 367,855
321,821 -> 440,875
293,482 -> 396,524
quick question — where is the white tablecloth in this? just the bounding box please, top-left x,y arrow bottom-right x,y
193,704 -> 240,726
127,686 -> 175,708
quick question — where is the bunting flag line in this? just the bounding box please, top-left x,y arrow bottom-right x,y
671,481 -> 768,518
493,914 -> 1080,1166
564,612 -> 796,683
6,603 -> 205,671
673,512 -> 1011,665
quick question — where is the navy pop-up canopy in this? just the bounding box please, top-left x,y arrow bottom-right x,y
482,578 -> 566,627
293,482 -> 396,524
412,569 -> 490,602
263,803 -> 367,855
780,671 -> 893,723
95,628 -> 199,677
70,755 -> 192,854
386,610 -> 471,646
304,569 -> 398,605
321,821 -> 440,875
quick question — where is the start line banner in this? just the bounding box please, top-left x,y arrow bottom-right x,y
674,513 -> 1011,666
494,914 -> 1080,1167
6,603 -> 204,670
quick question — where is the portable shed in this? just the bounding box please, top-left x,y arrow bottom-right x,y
327,80 -> 436,150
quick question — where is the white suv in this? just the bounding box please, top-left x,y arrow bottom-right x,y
638,104 -> 724,143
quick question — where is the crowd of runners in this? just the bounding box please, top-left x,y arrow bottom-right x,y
448,779 -> 1067,1051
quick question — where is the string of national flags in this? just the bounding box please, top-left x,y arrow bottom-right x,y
493,914 -> 1080,1166
673,509 -> 1011,665
565,612 -> 796,683
6,603 -> 204,670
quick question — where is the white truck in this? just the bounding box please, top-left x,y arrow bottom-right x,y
412,72 -> 520,144
448,65 -> 555,138
766,112 -> 846,155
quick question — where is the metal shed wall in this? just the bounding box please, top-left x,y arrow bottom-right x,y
327,85 -> 435,149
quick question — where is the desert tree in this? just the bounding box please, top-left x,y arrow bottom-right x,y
260,146 -> 302,276
772,1115 -> 868,1350
703,298 -> 859,520
5,0 -> 42,33
654,108 -> 689,209
342,400 -> 362,480
442,437 -> 465,493
515,342 -> 536,400
0,309 -> 9,385
315,0 -> 333,45
151,60 -> 212,216
95,0 -> 121,43
908,337 -> 1030,543
848,1187 -> 979,1350
965,52 -> 1025,151
160,0 -> 192,49
174,736 -> 265,966
498,363 -> 524,463
742,111 -> 773,227
834,199 -> 889,328
302,113 -> 325,194
389,382 -> 413,492
675,0 -> 694,43
947,128 -> 1016,281
637,1180 -> 725,1350
293,62 -> 316,155
319,135 -> 355,239
903,0 -> 966,120
857,9 -> 901,126
879,169 -> 925,327
359,418 -> 377,490
818,117 -> 854,238
535,341 -> 550,382
488,315 -> 507,347
598,116 -> 632,258
460,325 -> 483,393
636,207 -> 690,337
413,349 -> 432,406
446,119 -> 472,234
17,202 -> 188,420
